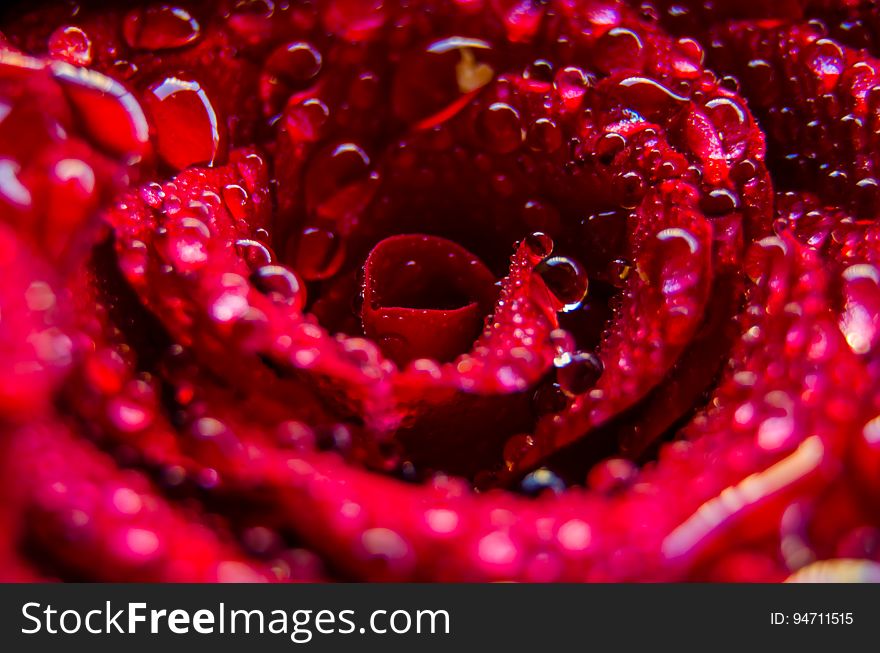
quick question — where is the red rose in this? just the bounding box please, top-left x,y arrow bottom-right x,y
0,0 -> 879,582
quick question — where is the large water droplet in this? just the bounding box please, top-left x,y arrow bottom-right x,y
535,255 -> 589,312
143,76 -> 224,171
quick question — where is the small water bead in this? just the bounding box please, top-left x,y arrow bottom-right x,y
523,59 -> 554,83
743,58 -> 775,97
535,255 -> 589,312
705,97 -> 749,154
616,170 -> 646,210
527,117 -> 562,153
648,228 -> 702,296
477,102 -> 524,154
142,76 -> 224,171
523,231 -> 553,262
595,27 -> 645,75
251,264 -> 306,311
159,217 -> 211,273
701,188 -> 741,216
222,184 -> 249,220
242,526 -> 282,557
304,142 -> 379,224
555,350 -> 603,396
553,66 -> 591,110
289,226 -> 346,281
48,26 -> 92,66
494,0 -> 546,43
226,0 -> 276,39
587,457 -> 638,493
532,379 -> 570,416
596,132 -> 627,164
805,38 -> 845,92
283,98 -> 330,143
235,238 -> 273,271
520,468 -> 566,497
840,264 -> 880,355
122,6 -> 201,51
316,424 -> 353,455
745,237 -> 789,286
676,37 -> 704,64
503,434 -> 536,471
260,42 -> 323,116
854,177 -> 880,219
730,158 -> 758,184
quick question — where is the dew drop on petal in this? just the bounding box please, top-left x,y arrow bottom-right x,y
535,255 -> 589,312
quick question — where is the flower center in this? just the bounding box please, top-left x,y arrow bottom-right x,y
361,234 -> 498,367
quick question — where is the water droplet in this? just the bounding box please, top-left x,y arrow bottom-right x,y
51,62 -> 151,158
587,458 -> 638,493
235,238 -> 274,270
648,228 -> 702,296
806,38 -> 844,92
595,27 -> 644,74
840,264 -> 880,355
222,184 -> 249,220
503,434 -> 535,471
260,42 -> 323,116
705,96 -> 748,155
535,255 -> 589,312
520,468 -> 565,496
122,6 -> 200,51
523,231 -> 553,261
745,236 -> 788,286
701,188 -> 741,216
527,117 -> 562,152
304,142 -> 379,223
523,59 -> 554,83
251,264 -> 306,311
555,350 -> 603,396
48,26 -> 92,66
159,217 -> 211,272
494,0 -> 545,43
289,226 -> 346,280
553,66 -> 591,110
477,102 -> 524,154
596,132 -> 627,164
143,76 -> 224,171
